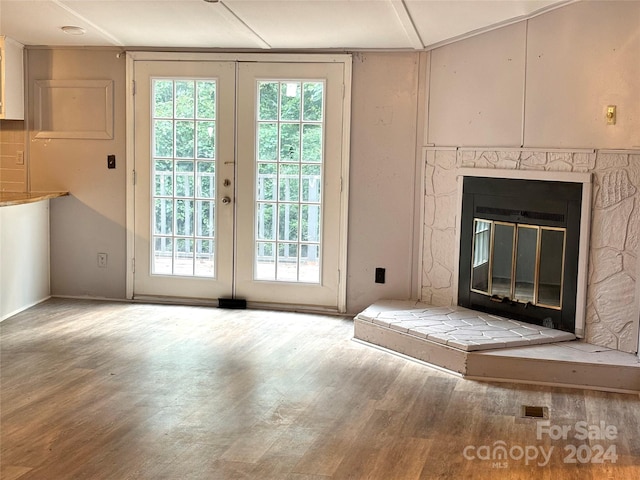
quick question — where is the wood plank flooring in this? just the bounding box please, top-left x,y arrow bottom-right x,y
1,298 -> 639,479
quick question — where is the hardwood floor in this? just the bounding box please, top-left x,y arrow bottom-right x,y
1,298 -> 639,479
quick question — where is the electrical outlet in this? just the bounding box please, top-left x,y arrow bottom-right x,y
16,151 -> 24,165
97,253 -> 108,268
375,267 -> 386,284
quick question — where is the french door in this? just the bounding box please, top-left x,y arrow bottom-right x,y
130,55 -> 349,312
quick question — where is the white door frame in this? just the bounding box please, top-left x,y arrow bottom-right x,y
125,52 -> 351,312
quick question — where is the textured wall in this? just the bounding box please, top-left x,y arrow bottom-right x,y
422,148 -> 639,353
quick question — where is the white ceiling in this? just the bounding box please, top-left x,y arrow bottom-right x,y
0,0 -> 573,50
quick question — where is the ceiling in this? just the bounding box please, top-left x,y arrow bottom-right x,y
0,0 -> 573,51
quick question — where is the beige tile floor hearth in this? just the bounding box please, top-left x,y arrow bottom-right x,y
355,300 -> 575,351
354,300 -> 640,394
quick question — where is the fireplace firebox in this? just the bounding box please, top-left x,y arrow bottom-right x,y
458,177 -> 582,333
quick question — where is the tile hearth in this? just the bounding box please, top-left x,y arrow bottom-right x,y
354,300 -> 640,394
355,300 -> 575,352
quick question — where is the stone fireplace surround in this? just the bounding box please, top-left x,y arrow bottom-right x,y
421,148 -> 640,354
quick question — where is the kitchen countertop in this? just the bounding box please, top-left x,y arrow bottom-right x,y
0,191 -> 69,207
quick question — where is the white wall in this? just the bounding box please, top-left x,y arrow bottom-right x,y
24,49 -> 424,314
347,52 -> 422,314
0,200 -> 50,319
427,0 -> 640,149
524,1 -> 640,148
428,22 -> 526,147
28,49 -> 127,299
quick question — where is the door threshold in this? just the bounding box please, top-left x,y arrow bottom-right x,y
132,295 -> 218,307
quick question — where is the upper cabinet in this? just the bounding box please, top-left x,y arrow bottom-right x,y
0,36 -> 25,120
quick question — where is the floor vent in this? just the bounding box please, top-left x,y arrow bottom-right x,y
521,405 -> 548,419
218,298 -> 247,309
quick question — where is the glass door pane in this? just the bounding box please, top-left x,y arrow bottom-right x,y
471,219 -> 491,293
538,228 -> 565,307
514,225 -> 539,303
133,60 -> 235,302
254,80 -> 324,283
491,223 -> 515,298
152,79 -> 217,278
235,61 -> 348,310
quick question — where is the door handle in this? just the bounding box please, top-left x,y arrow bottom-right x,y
221,196 -> 231,205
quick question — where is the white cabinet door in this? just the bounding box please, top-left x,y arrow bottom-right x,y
0,36 -> 24,120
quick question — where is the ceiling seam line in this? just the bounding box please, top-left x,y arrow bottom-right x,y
390,0 -> 424,50
219,1 -> 271,50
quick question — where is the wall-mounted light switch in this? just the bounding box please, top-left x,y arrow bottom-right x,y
107,154 -> 116,169
375,267 -> 386,284
606,105 -> 616,125
16,151 -> 24,165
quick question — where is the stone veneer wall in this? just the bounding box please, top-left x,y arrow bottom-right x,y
422,148 -> 640,353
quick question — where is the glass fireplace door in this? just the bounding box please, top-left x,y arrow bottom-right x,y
470,219 -> 566,310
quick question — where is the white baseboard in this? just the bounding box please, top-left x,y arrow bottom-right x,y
1,296 -> 51,322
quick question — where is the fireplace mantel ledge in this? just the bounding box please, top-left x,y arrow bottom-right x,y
423,146 -> 640,155
423,146 -> 597,153
456,168 -> 592,184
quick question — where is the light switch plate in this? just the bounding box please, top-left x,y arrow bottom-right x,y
606,105 -> 616,125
